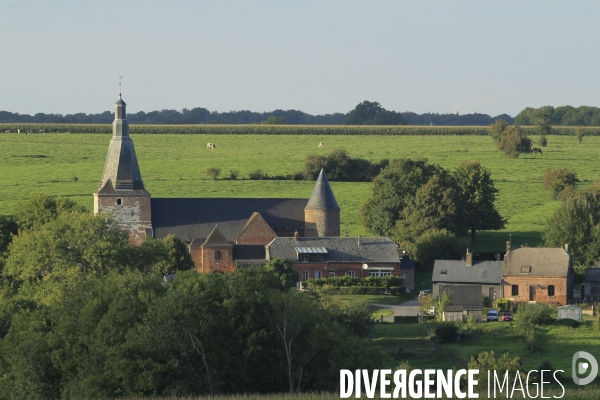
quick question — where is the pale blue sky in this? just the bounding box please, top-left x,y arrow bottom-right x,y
1,1 -> 598,116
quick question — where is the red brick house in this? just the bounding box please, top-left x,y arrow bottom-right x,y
502,247 -> 573,305
265,236 -> 402,286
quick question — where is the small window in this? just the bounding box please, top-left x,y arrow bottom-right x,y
315,271 -> 322,279
511,285 -> 519,296
214,250 -> 222,261
302,255 -> 309,262
347,271 -> 355,278
301,271 -> 309,282
116,198 -> 122,206
329,272 -> 335,278
402,273 -> 407,279
520,266 -> 532,273
548,285 -> 555,296
440,270 -> 447,275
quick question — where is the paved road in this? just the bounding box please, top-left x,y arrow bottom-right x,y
370,297 -> 421,322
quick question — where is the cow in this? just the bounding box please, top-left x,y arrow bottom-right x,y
318,142 -> 324,148
206,142 -> 216,149
532,148 -> 543,155
3,130 -> 9,134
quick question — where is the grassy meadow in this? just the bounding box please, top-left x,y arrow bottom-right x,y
1,132 -> 599,252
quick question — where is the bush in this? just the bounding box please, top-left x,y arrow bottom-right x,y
206,167 -> 221,180
228,170 -> 239,180
302,148 -> 388,182
516,303 -> 556,325
305,275 -> 403,288
488,119 -> 509,141
542,168 -> 578,199
435,322 -> 458,344
497,126 -> 532,158
576,127 -> 585,143
539,135 -> 548,147
494,299 -> 511,312
311,286 -> 404,296
248,169 -> 268,180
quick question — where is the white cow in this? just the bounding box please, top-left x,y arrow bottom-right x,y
318,142 -> 324,148
207,142 -> 216,149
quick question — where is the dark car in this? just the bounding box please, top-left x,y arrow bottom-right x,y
500,312 -> 513,322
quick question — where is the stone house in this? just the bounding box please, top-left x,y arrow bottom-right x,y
502,247 -> 573,305
432,249 -> 502,300
265,236 -> 401,285
94,95 -> 345,273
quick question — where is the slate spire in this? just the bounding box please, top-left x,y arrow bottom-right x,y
98,94 -> 145,190
305,168 -> 340,211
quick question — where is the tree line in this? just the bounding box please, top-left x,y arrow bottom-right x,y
0,194 -> 385,398
515,105 -> 600,126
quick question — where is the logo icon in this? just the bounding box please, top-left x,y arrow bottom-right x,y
572,351 -> 598,385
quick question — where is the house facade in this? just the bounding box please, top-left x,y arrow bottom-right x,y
502,247 -> 573,305
439,285 -> 483,322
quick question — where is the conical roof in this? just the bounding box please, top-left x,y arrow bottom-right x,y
201,225 -> 233,247
305,169 -> 340,211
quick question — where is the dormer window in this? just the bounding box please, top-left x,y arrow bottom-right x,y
295,247 -> 327,263
520,266 -> 532,273
441,270 -> 447,275
116,198 -> 122,206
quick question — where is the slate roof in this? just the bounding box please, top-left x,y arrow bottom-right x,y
502,247 -> 571,277
151,198 -> 307,242
267,237 -> 399,263
439,285 -> 483,310
585,268 -> 600,282
305,169 -> 340,211
432,260 -> 502,284
233,245 -> 266,260
201,226 -> 232,247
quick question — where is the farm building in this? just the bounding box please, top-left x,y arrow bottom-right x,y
431,249 -> 502,300
266,236 -> 402,284
502,247 -> 573,305
94,94 -> 402,277
583,267 -> 600,302
439,285 -> 483,322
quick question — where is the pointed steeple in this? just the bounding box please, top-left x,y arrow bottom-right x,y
97,94 -> 145,191
305,169 -> 340,211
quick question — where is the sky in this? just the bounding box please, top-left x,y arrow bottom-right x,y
1,0 -> 599,116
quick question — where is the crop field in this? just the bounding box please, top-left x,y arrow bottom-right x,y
1,132 -> 599,252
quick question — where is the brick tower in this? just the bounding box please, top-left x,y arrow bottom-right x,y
304,169 -> 340,237
93,94 -> 152,244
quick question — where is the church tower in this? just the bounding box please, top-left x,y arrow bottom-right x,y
93,94 -> 152,244
304,169 -> 340,237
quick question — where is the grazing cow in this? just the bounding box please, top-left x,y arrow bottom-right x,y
2,130 -> 7,134
318,142 -> 324,148
532,148 -> 543,154
206,142 -> 216,149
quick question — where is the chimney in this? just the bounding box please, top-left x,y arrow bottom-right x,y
358,235 -> 361,246
465,248 -> 473,267
565,243 -> 569,252
506,241 -> 511,254
294,231 -> 299,241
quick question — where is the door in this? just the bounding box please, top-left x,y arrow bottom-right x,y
489,287 -> 495,299
529,285 -> 536,301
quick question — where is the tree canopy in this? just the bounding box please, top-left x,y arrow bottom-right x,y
344,101 -> 406,125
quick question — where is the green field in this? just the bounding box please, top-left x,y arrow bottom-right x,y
1,133 -> 598,252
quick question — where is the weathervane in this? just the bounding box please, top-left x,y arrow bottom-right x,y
119,76 -> 123,96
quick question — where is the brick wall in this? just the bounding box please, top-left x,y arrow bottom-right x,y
502,276 -> 569,305
201,247 -> 234,273
236,214 -> 277,245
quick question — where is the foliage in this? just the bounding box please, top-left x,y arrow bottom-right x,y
302,148 -> 388,182
542,168 -> 578,199
543,192 -> 600,266
515,104 -> 600,126
539,134 -> 548,147
409,229 -> 467,270
13,192 -> 86,231
344,101 -> 406,125
265,258 -> 299,289
305,275 -> 403,288
434,322 -> 458,344
467,351 -> 524,390
206,167 -> 222,180
0,216 -> 18,257
261,116 -> 287,125
516,303 -> 556,326
576,127 -> 585,143
534,107 -> 553,137
496,126 -> 532,158
453,161 -> 505,240
493,299 -> 511,312
228,170 -> 239,179
249,169 -> 268,180
488,119 -> 509,141
162,234 -> 195,273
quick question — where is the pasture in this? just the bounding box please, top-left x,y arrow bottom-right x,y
1,132 -> 598,253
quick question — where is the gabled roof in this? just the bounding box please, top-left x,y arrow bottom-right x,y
201,226 -> 233,247
585,268 -> 600,282
432,260 -> 502,284
439,285 -> 483,310
267,237 -> 399,263
151,198 -> 307,242
305,169 -> 340,211
502,247 -> 571,277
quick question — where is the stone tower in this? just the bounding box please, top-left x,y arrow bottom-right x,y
93,94 -> 152,244
304,169 -> 340,237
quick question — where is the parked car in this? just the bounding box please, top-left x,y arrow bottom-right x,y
500,312 -> 513,322
487,309 -> 499,322
418,290 -> 432,299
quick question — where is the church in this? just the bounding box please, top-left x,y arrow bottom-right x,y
95,95 -> 410,284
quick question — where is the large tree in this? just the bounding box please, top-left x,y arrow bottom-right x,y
454,161 -> 505,241
344,101 -> 406,125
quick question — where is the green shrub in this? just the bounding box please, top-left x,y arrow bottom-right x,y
435,322 -> 458,344
305,275 -> 403,288
516,303 -> 556,325
206,167 -> 221,180
542,168 -> 578,199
